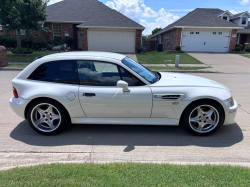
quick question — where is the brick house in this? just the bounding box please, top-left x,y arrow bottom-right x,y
151,9 -> 250,52
0,0 -> 144,53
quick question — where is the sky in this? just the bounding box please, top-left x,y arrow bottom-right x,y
48,0 -> 250,35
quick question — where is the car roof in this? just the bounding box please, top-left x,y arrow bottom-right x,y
43,51 -> 126,61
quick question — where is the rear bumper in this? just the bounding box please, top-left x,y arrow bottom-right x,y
9,97 -> 30,119
224,99 -> 238,125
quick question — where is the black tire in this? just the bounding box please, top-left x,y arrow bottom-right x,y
182,100 -> 225,136
27,98 -> 70,135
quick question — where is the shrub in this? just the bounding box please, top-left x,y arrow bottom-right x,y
11,48 -> 33,54
5,36 -> 17,48
244,43 -> 250,52
32,39 -> 47,50
63,37 -> 74,47
175,46 -> 181,51
245,46 -> 250,52
21,37 -> 34,48
235,44 -> 243,51
0,34 -> 8,46
235,47 -> 242,51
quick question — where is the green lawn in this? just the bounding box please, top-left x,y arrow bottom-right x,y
0,163 -> 249,186
147,66 -> 210,71
242,54 -> 250,59
137,51 -> 203,64
7,50 -> 62,62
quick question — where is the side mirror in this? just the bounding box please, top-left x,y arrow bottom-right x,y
117,80 -> 130,92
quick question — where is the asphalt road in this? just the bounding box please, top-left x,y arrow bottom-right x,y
0,70 -> 250,170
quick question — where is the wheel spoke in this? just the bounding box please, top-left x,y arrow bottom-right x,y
48,120 -> 54,129
36,117 -> 46,126
46,105 -> 53,114
51,115 -> 60,121
206,118 -> 216,126
36,107 -> 45,117
190,116 -> 200,123
197,123 -> 203,131
197,106 -> 205,116
205,109 -> 214,118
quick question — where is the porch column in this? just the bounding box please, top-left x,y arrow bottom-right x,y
237,34 -> 240,44
81,28 -> 88,51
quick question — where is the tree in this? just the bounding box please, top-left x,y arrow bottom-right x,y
0,0 -> 49,48
142,34 -> 152,41
151,28 -> 162,35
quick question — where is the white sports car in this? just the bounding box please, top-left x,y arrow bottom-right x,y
9,52 -> 238,136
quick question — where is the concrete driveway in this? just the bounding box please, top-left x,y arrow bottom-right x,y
0,70 -> 250,170
188,53 -> 250,73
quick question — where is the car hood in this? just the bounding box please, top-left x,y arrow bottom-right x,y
150,72 -> 230,91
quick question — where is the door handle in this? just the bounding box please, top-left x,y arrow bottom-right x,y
83,93 -> 96,97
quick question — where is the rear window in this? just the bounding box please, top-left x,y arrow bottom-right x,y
28,60 -> 79,85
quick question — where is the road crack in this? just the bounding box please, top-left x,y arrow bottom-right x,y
239,107 -> 250,115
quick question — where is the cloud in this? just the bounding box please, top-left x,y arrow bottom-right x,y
238,0 -> 249,5
106,0 -> 179,35
106,0 -> 158,18
140,11 -> 179,35
48,0 -> 63,5
229,10 -> 238,14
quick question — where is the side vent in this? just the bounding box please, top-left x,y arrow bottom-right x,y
154,94 -> 185,101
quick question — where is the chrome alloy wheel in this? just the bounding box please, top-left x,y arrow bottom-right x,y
189,105 -> 219,133
31,103 -> 61,132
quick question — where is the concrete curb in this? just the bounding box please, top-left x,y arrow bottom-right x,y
1,160 -> 250,171
0,67 -> 24,71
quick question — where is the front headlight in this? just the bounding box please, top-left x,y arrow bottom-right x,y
227,96 -> 234,106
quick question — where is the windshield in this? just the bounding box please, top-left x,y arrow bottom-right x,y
122,57 -> 157,83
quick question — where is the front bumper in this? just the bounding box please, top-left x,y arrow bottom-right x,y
224,99 -> 238,125
9,97 -> 30,119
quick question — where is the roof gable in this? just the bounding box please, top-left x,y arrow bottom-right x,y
217,10 -> 233,17
46,0 -> 144,29
230,11 -> 250,19
151,8 -> 240,37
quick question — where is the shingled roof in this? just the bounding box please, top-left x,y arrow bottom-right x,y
230,11 -> 250,19
46,0 -> 144,29
238,22 -> 250,33
151,8 -> 242,37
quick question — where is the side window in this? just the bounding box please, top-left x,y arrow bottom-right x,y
118,66 -> 145,86
28,60 -> 79,84
77,61 -> 121,86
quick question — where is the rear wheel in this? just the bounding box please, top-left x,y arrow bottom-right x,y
27,99 -> 69,135
182,100 -> 225,136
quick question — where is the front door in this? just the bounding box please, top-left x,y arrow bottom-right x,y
78,31 -> 82,49
77,60 -> 152,118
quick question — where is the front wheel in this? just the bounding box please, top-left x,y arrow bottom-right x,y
27,99 -> 69,135
182,100 -> 225,136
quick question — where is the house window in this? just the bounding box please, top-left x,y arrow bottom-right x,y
20,29 -> 26,35
223,16 -> 228,20
0,25 -> 2,31
218,32 -> 222,35
213,32 -> 216,35
196,32 -> 199,34
190,32 -> 194,34
53,23 -> 61,41
242,17 -> 247,25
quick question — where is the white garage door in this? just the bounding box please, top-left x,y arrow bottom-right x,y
182,31 -> 230,52
88,30 -> 135,53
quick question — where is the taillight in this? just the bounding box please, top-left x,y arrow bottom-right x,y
13,87 -> 18,98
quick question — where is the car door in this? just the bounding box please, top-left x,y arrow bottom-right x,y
77,60 -> 152,118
